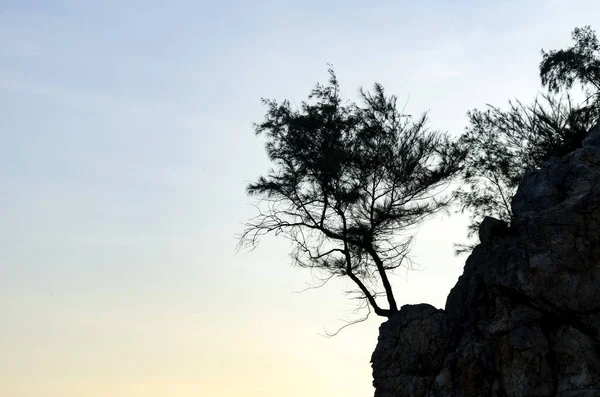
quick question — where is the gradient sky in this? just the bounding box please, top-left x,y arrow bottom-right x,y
1,1 -> 598,396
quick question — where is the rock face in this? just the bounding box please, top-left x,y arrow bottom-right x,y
371,121 -> 600,397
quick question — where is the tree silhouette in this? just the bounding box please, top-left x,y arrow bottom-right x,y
454,26 -> 600,253
456,93 -> 600,247
540,25 -> 600,104
240,69 -> 464,318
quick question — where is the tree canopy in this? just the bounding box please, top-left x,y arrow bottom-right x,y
540,25 -> 600,103
456,25 -> 600,249
456,93 -> 600,241
240,70 -> 464,318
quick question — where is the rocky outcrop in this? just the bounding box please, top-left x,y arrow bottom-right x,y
371,121 -> 600,397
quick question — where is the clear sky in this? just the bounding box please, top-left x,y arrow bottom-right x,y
1,1 -> 598,396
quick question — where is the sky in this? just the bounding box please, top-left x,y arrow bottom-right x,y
0,1 -> 598,396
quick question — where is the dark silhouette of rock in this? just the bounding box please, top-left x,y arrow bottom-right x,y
372,120 -> 600,397
478,216 -> 508,245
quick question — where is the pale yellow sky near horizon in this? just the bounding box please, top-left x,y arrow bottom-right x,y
1,1 -> 599,396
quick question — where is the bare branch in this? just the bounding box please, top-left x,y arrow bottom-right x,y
320,300 -> 372,338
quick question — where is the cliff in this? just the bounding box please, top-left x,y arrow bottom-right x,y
371,121 -> 600,397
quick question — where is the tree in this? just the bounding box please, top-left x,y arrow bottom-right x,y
540,25 -> 600,104
455,26 -> 600,253
240,69 -> 464,319
456,93 -> 600,248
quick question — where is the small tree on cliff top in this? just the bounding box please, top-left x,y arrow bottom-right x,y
540,25 -> 600,104
454,25 -> 600,254
240,70 -> 464,318
456,93 -> 600,241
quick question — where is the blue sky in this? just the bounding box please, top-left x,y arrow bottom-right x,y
1,1 -> 598,396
